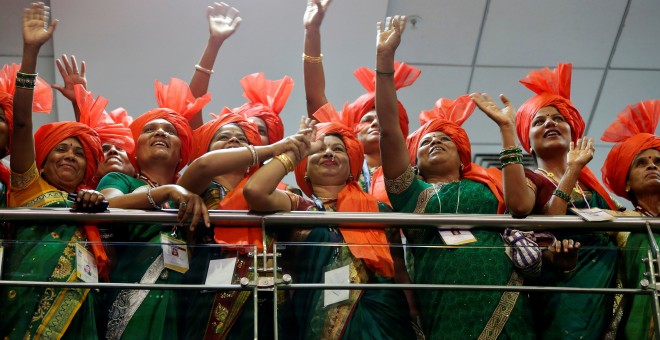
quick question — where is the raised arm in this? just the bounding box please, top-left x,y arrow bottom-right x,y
375,16 -> 410,180
471,93 -> 535,217
244,117 -> 317,211
544,137 -> 595,215
52,54 -> 86,121
11,3 -> 58,174
303,0 -> 332,117
188,2 -> 242,129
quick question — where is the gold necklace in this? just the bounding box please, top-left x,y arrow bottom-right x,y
537,168 -> 584,195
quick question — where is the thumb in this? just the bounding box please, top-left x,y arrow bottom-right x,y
51,84 -> 64,93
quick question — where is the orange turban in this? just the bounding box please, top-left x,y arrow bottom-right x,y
232,72 -> 293,144
516,63 -> 584,153
291,103 -> 393,277
191,110 -> 261,162
419,94 -> 476,126
154,78 -> 212,121
75,85 -> 135,155
34,122 -> 102,188
350,61 -> 421,136
406,119 -> 473,170
0,63 -> 52,155
601,100 -> 660,200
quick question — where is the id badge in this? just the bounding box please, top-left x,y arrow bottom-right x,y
0,245 -> 4,278
76,244 -> 98,283
570,207 -> 615,222
438,228 -> 477,246
161,234 -> 189,274
205,257 -> 237,285
324,265 -> 350,307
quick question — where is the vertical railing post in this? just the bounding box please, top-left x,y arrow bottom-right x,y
644,221 -> 660,337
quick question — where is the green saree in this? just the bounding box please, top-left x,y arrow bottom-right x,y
386,166 -> 536,339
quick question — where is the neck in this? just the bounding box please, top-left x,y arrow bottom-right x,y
139,166 -> 176,186
213,171 -> 245,191
637,193 -> 660,216
536,156 -> 568,179
364,152 -> 381,169
425,171 -> 461,185
312,184 -> 344,199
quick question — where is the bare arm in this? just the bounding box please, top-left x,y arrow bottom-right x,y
303,0 -> 332,117
188,2 -> 242,130
375,16 -> 410,180
11,3 -> 58,174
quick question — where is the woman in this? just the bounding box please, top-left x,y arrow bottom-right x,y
0,63 -> 52,207
600,100 -> 660,339
303,0 -> 420,204
244,110 -> 415,339
0,4 -> 108,338
472,63 -> 620,339
376,16 -> 536,339
97,78 -> 210,339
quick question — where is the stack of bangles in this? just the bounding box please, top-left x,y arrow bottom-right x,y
553,189 -> 572,203
245,145 -> 259,167
274,153 -> 295,173
302,53 -> 323,63
499,145 -> 523,167
16,72 -> 37,89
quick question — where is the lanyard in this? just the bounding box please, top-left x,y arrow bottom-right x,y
361,160 -> 371,191
537,172 -> 590,209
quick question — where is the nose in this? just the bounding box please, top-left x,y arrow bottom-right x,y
544,119 -> 558,128
154,126 -> 169,137
105,145 -> 119,156
370,118 -> 379,129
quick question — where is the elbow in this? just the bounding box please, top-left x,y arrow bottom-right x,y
506,203 -> 532,219
243,181 -> 268,211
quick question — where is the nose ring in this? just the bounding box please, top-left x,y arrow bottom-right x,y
330,154 -> 335,161
553,121 -> 558,127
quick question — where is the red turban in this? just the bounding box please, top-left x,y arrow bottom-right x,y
292,103 -> 393,277
191,110 -> 261,162
601,100 -> 660,200
419,94 -> 476,126
34,122 -> 102,188
75,85 -> 135,155
350,61 -> 421,136
0,63 -> 52,156
154,78 -> 212,121
406,120 -> 472,170
233,72 -> 293,144
515,63 -> 584,153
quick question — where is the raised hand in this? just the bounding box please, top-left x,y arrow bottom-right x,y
52,54 -> 87,103
23,2 -> 57,48
567,137 -> 595,170
377,15 -> 406,57
207,2 -> 242,43
471,93 -> 516,129
304,0 -> 332,29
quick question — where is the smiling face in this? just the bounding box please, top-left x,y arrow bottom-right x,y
306,135 -> 351,186
96,143 -> 135,178
626,148 -> 660,202
41,137 -> 87,191
416,131 -> 461,179
0,106 -> 8,158
529,106 -> 572,155
247,116 -> 269,145
356,110 -> 380,155
208,123 -> 249,152
135,118 -> 182,168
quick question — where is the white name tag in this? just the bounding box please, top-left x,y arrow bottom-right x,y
161,234 -> 189,274
570,208 -> 615,222
324,265 -> 350,307
0,246 -> 4,278
438,229 -> 477,246
76,244 -> 98,283
205,257 -> 237,285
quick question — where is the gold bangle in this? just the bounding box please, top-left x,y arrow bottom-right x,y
194,64 -> 214,75
274,154 -> 294,173
302,53 -> 323,63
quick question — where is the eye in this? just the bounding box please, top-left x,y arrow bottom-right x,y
239,137 -> 248,144
218,135 -> 228,141
75,150 -> 85,158
532,119 -> 544,126
116,146 -> 124,152
553,116 -> 565,122
420,139 -> 430,146
166,128 -> 177,136
441,136 -> 452,142
143,126 -> 155,133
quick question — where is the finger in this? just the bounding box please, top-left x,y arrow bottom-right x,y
398,15 -> 407,34
51,84 -> 64,93
500,94 -> 511,107
568,239 -> 574,250
376,21 -> 382,36
217,2 -> 229,17
231,17 -> 242,30
55,58 -> 66,78
80,60 -> 86,77
385,16 -> 392,31
62,53 -> 73,74
575,241 -> 581,250
569,141 -> 574,151
226,6 -> 239,21
47,19 -> 58,35
188,201 -> 200,231
71,55 -> 79,74
201,201 -> 210,228
483,93 -> 494,103
562,239 -> 569,253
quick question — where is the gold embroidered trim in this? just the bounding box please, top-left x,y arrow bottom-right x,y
414,186 -> 437,214
478,271 -> 523,340
22,190 -> 69,208
385,166 -> 415,194
10,162 -> 38,190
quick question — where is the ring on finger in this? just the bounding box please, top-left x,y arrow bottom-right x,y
179,202 -> 188,208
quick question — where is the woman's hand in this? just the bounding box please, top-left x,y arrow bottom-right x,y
566,137 -> 595,170
75,189 -> 105,209
23,2 -> 57,48
52,54 -> 87,103
207,2 -> 241,44
304,0 -> 332,30
471,93 -> 516,129
166,185 -> 211,230
377,15 -> 406,58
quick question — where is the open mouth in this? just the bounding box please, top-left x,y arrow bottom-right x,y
543,129 -> 561,138
105,156 -> 122,164
151,140 -> 169,148
321,160 -> 338,166
429,146 -> 446,154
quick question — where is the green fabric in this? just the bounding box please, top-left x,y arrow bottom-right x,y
389,177 -> 536,339
530,192 -> 618,340
0,178 -> 6,207
97,172 -> 182,339
0,197 -> 98,339
619,232 -> 656,339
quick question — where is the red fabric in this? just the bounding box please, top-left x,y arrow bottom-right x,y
191,111 -> 261,162
601,100 -> 660,199
0,63 -> 52,156
154,78 -> 211,121
419,94 -> 476,126
129,108 -> 193,174
294,111 -> 394,277
233,72 -> 294,143
0,163 -> 9,205
75,85 -> 135,155
107,107 -> 133,127
350,61 -> 421,136
406,119 -> 472,171
369,166 -> 390,206
213,177 -> 265,251
579,167 -> 618,210
516,63 -> 584,153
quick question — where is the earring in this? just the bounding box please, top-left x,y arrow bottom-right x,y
412,166 -> 419,175
529,147 -> 534,154
347,174 -> 354,182
304,174 -> 310,182
625,186 -> 630,193
460,162 -> 464,171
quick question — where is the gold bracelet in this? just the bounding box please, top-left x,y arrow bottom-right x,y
302,53 -> 323,63
194,64 -> 214,75
274,154 -> 294,173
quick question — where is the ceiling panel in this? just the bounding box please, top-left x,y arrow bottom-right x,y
465,66 -> 604,144
611,0 -> 660,69
477,0 -> 627,67
387,0 -> 487,65
588,69 -> 660,144
0,0 -> 54,57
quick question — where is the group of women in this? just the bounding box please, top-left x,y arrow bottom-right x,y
0,1 -> 658,339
